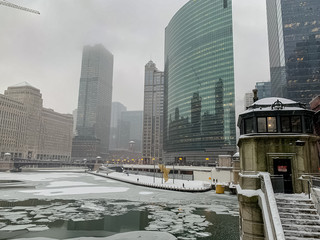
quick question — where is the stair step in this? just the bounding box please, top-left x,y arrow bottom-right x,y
284,229 -> 320,238
280,214 -> 320,222
278,207 -> 318,214
286,237 -> 320,240
280,218 -> 320,226
277,202 -> 315,209
275,194 -> 310,202
282,223 -> 320,232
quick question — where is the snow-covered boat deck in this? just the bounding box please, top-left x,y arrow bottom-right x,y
89,171 -> 212,192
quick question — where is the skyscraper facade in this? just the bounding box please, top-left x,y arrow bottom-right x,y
73,44 -> 113,158
119,111 -> 143,152
266,0 -> 320,105
109,102 -> 127,150
244,92 -> 254,110
143,61 -> 164,164
164,0 -> 236,165
255,82 -> 271,100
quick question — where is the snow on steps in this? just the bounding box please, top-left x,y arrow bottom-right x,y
276,194 -> 320,239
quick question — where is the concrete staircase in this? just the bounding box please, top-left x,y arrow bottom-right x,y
276,194 -> 320,239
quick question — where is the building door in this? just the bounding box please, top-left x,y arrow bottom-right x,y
273,159 -> 293,193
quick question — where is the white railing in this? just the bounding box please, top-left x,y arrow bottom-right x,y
259,172 -> 285,240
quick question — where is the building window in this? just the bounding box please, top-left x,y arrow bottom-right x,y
258,117 -> 267,133
281,116 -> 291,132
280,116 -> 302,133
292,116 -> 302,132
305,116 -> 313,133
244,118 -> 254,134
267,117 -> 277,132
223,0 -> 228,8
257,117 -> 277,133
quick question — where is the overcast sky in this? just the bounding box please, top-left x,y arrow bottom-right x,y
0,0 -> 270,117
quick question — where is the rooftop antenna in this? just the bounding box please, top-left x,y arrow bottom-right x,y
0,0 -> 40,14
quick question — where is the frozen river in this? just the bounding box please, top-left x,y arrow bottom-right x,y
0,171 -> 239,240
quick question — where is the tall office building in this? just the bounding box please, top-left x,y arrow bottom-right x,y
244,92 -> 254,110
119,111 -> 143,152
255,82 -> 271,100
143,61 -> 164,164
164,0 -> 236,165
109,102 -> 127,150
266,0 -> 320,105
73,44 -> 113,158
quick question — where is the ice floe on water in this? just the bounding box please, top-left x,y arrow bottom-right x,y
20,186 -> 129,196
144,204 -> 213,239
46,181 -> 95,188
1,172 -> 79,182
0,197 -> 238,239
0,172 -> 239,239
139,191 -> 153,195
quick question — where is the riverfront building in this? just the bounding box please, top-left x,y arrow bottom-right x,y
266,0 -> 320,105
143,61 -> 164,164
164,0 -> 236,165
0,82 -> 73,160
73,44 -> 113,158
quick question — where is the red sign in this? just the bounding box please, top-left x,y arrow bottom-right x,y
278,165 -> 287,172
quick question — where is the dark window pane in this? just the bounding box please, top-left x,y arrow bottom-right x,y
305,116 -> 313,133
292,116 -> 302,132
281,116 -> 291,132
245,118 -> 254,134
258,117 -> 267,133
223,0 -> 228,8
267,117 -> 277,132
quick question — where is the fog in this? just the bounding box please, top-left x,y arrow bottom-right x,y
0,0 -> 269,117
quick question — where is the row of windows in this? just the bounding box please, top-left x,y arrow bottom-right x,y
244,115 -> 313,134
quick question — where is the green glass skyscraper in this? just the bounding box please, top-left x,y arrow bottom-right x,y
164,0 -> 236,165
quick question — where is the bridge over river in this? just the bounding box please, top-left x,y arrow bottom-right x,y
0,159 -> 96,171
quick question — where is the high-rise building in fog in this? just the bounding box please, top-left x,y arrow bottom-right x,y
119,111 -> 143,152
109,102 -> 127,150
255,82 -> 271,100
72,44 -> 113,158
164,0 -> 236,165
143,61 -> 164,164
244,92 -> 254,110
266,0 -> 320,105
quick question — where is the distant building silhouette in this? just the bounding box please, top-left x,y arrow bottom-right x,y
0,82 -> 73,161
255,82 -> 271,100
118,111 -> 143,152
72,44 -> 113,159
109,102 -> 127,150
143,61 -> 164,164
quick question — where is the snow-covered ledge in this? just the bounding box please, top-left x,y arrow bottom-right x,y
237,172 -> 285,240
259,172 -> 285,240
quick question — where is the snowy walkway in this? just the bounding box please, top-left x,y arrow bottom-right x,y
89,171 -> 212,192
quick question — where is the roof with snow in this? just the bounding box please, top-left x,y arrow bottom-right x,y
9,82 -> 37,88
242,97 -> 308,114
